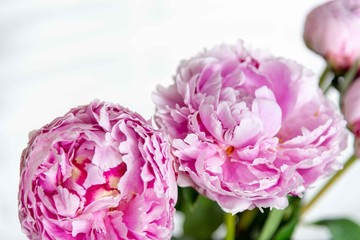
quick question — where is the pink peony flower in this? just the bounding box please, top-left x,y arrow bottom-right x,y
304,0 -> 360,70
153,42 -> 347,213
18,100 -> 177,240
343,78 -> 360,156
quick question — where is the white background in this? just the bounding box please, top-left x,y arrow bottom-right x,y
1,0 -> 360,239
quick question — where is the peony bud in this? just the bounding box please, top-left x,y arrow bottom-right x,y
343,78 -> 360,156
304,0 -> 360,71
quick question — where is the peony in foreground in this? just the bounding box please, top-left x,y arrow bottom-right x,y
18,100 -> 177,239
153,41 -> 347,214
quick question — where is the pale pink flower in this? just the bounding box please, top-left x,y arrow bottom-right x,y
18,100 -> 177,240
304,0 -> 360,70
343,78 -> 360,156
153,42 -> 347,213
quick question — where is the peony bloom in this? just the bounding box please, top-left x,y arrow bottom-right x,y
153,42 -> 347,213
18,100 -> 177,240
303,0 -> 360,71
343,78 -> 360,156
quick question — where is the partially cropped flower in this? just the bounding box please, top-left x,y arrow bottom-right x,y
343,78 -> 360,156
18,100 -> 177,240
153,42 -> 347,213
304,0 -> 360,71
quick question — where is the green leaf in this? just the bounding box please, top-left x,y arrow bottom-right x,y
257,209 -> 285,240
273,197 -> 301,240
235,208 -> 265,240
182,195 -> 224,240
175,187 -> 199,212
314,218 -> 360,240
273,212 -> 299,240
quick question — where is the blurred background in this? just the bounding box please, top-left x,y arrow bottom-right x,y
1,0 -> 359,239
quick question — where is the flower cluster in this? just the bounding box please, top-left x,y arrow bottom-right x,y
153,42 -> 347,213
19,0 -> 360,237
18,100 -> 177,239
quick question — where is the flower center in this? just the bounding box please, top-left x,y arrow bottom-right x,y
225,146 -> 234,156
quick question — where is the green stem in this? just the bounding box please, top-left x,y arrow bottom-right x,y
301,154 -> 358,215
225,213 -> 236,240
319,65 -> 331,93
340,59 -> 359,93
258,209 -> 285,240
